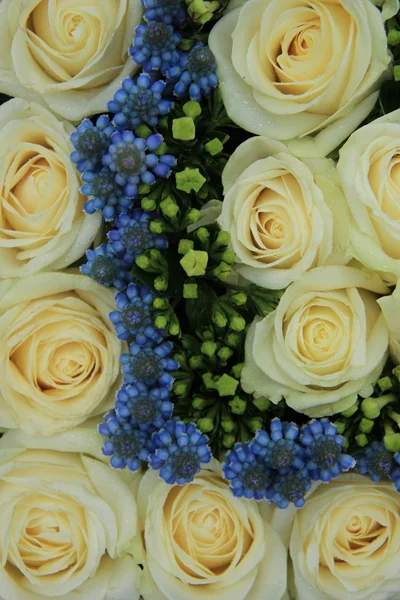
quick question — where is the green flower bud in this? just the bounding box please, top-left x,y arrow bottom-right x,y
221,419 -> 236,433
189,355 -> 205,370
174,381 -> 190,397
355,433 -> 369,447
384,433 -> 400,453
393,365 -> 400,382
197,417 -> 214,433
359,418 -> 374,434
213,262 -> 232,281
341,403 -> 359,418
183,100 -> 202,118
229,396 -> 247,415
173,352 -> 186,367
183,283 -> 198,299
205,138 -> 224,156
388,29 -> 400,46
394,65 -> 400,81
180,249 -> 208,277
246,417 -> 263,433
135,124 -> 152,139
138,183 -> 151,195
218,346 -> 233,361
212,309 -> 228,328
202,372 -> 218,390
155,141 -> 168,156
155,314 -> 168,329
231,363 -> 243,379
225,332 -> 241,348
195,227 -> 210,244
160,196 -> 179,218
136,254 -> 150,269
378,376 -> 393,393
220,250 -> 236,265
176,167 -> 206,193
141,197 -> 157,212
231,292 -> 247,306
333,420 -> 346,435
154,275 -> 168,291
230,314 -> 246,332
169,315 -> 180,336
184,208 -> 201,225
223,434 -> 236,449
201,329 -> 213,341
216,373 -> 239,397
178,239 -> 194,255
172,117 -> 196,141
215,230 -> 231,246
192,396 -> 208,410
201,341 -> 217,357
153,297 -> 169,310
252,396 -> 271,412
361,394 -> 396,419
149,220 -> 163,234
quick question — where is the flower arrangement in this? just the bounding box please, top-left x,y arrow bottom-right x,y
0,0 -> 400,598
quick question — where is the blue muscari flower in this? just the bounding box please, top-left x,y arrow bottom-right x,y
300,419 -> 355,483
271,469 -> 312,510
356,441 -> 395,483
81,244 -> 134,290
108,211 -> 168,264
251,419 -> 305,474
71,116 -> 115,173
116,382 -> 173,427
81,167 -> 133,221
121,341 -> 179,387
109,283 -> 163,344
168,43 -> 218,101
108,75 -> 173,130
141,0 -> 186,25
99,411 -> 153,471
150,418 -> 211,484
223,442 -> 273,501
130,22 -> 181,75
103,130 -> 176,197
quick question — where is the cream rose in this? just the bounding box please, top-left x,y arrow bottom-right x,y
209,0 -> 391,158
0,422 -> 142,600
289,474 -> 400,600
378,280 -> 400,365
337,110 -> 400,284
0,0 -> 142,121
0,99 -> 100,277
0,271 -> 122,436
241,266 -> 390,416
218,136 -> 350,289
138,461 -> 288,600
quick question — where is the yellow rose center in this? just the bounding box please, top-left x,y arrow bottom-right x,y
165,483 -> 254,581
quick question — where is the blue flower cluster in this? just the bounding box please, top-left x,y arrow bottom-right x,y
223,418 -> 355,509
356,441 -> 400,491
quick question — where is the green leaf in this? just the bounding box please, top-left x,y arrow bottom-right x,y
185,281 -> 217,333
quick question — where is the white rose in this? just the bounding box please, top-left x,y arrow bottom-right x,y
0,422 -> 142,600
241,266 -> 390,416
0,0 -> 142,121
378,280 -> 400,365
209,0 -> 391,158
371,0 -> 399,20
337,110 -> 400,284
138,460 -> 288,600
0,271 -> 122,436
0,98 -> 100,277
289,474 -> 400,600
218,136 -> 350,289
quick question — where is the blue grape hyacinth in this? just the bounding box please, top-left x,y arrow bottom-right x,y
271,469 -> 312,509
99,411 -> 152,471
103,130 -> 176,197
356,441 -> 395,482
108,211 -> 168,264
116,382 -> 173,428
108,75 -> 174,130
168,43 -> 218,101
251,419 -> 305,474
81,167 -> 133,220
130,22 -> 181,74
142,0 -> 186,25
150,418 -> 211,485
71,116 -> 115,173
121,341 -> 179,387
301,419 -> 355,482
110,283 -> 164,345
223,442 -> 273,501
81,244 -> 134,290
